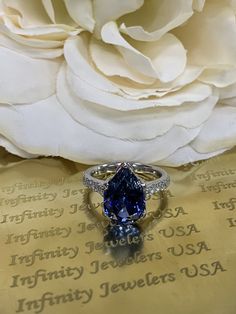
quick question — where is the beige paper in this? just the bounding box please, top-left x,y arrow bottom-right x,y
0,148 -> 235,314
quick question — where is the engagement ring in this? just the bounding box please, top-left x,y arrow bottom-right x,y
83,162 -> 170,224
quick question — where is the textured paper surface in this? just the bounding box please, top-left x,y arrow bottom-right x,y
0,149 -> 235,314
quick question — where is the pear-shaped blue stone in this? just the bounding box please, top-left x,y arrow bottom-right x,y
103,165 -> 145,223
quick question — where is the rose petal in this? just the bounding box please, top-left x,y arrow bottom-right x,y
199,66 -> 236,88
0,46 -> 61,104
64,35 -> 119,93
102,21 -> 187,82
89,36 -> 155,85
219,83 -> 236,100
220,98 -> 236,107
0,24 -> 63,49
131,33 -> 187,82
175,1 -> 236,66
112,65 -> 203,100
42,0 -> 56,22
4,0 -> 51,26
0,135 -> 39,158
193,0 -> 205,12
101,21 -> 158,79
0,32 -> 63,58
12,0 -> 80,33
1,15 -> 79,38
159,146 -> 226,167
93,0 -> 144,36
228,0 -> 236,12
0,96 -> 202,164
64,0 -> 95,32
44,0 -> 76,26
58,63 -> 218,139
43,0 -> 77,26
66,63 -> 212,110
192,105 -> 236,152
120,0 -> 193,42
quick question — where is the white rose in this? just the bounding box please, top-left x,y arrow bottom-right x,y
0,0 -> 235,166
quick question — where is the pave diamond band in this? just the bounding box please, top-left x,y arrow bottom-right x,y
83,162 -> 170,224
83,162 -> 170,198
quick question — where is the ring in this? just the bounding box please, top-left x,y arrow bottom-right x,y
83,162 -> 170,224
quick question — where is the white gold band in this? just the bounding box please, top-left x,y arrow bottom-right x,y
83,162 -> 170,199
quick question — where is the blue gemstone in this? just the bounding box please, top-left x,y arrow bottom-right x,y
103,164 -> 145,223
